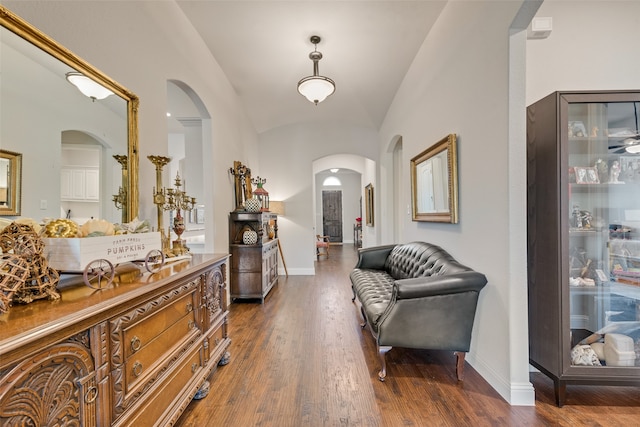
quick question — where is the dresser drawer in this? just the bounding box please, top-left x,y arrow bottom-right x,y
122,291 -> 197,361
124,313 -> 199,392
118,344 -> 203,427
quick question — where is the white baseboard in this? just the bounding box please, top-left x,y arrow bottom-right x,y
279,268 -> 315,276
466,352 -> 535,406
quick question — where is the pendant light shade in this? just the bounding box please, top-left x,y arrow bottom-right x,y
297,35 -> 335,105
66,72 -> 114,100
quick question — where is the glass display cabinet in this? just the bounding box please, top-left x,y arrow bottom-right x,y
527,91 -> 640,406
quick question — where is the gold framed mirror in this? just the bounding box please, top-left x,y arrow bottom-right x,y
0,150 -> 22,216
0,6 -> 138,221
365,183 -> 374,226
410,133 -> 459,223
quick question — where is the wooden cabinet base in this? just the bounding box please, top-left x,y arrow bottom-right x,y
0,254 -> 230,426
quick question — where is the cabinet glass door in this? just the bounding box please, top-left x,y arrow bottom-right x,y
567,99 -> 640,368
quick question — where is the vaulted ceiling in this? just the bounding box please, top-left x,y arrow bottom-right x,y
176,1 -> 446,134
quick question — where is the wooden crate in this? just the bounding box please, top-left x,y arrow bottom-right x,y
43,232 -> 162,272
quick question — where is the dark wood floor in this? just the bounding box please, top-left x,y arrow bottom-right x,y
175,245 -> 640,426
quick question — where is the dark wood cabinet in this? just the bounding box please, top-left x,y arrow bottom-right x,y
527,90 -> 640,406
229,212 -> 278,303
0,254 -> 230,426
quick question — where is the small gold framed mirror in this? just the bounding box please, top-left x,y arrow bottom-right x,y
0,149 -> 22,216
410,133 -> 458,223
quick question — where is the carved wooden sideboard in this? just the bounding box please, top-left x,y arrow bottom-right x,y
0,253 -> 230,426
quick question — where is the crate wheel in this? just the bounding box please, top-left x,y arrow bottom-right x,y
145,249 -> 165,273
83,259 -> 115,289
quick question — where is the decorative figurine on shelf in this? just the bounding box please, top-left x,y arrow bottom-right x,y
595,158 -> 608,184
229,161 -> 252,211
609,160 -> 623,183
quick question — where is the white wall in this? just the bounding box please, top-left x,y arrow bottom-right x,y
258,123 -> 379,275
5,0 -> 259,254
527,1 -> 640,105
379,1 -> 535,405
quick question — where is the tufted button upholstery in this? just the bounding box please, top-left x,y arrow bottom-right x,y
384,242 -> 471,279
349,269 -> 395,330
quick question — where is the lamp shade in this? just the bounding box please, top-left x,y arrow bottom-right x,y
297,35 -> 335,105
297,76 -> 335,105
66,72 -> 114,100
270,201 -> 285,216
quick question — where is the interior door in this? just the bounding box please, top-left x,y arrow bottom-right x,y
322,190 -> 343,242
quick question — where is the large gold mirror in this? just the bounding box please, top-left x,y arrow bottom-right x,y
411,133 -> 459,223
0,6 -> 138,221
0,150 -> 22,216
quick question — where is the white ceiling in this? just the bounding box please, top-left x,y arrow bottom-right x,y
175,1 -> 447,134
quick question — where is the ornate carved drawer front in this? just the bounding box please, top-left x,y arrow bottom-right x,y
110,279 -> 201,417
116,344 -> 203,427
123,291 -> 197,361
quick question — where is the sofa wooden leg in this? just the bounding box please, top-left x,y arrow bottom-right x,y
454,351 -> 466,381
378,345 -> 392,381
359,306 -> 368,328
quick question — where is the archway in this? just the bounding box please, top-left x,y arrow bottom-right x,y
166,80 -> 212,252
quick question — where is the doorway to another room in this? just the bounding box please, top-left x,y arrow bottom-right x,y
322,190 -> 343,242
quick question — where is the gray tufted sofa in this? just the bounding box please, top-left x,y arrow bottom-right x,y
350,241 -> 487,381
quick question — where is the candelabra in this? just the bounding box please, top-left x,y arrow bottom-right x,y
112,154 -> 128,223
150,158 -> 197,256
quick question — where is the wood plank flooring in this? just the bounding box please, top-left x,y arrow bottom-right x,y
175,245 -> 640,426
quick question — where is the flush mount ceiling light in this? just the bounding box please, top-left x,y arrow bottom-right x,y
65,72 -> 114,101
297,35 -> 335,105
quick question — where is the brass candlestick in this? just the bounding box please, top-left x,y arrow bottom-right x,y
112,154 -> 128,223
148,155 -> 172,254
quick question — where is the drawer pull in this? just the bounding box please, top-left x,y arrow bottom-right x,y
186,302 -> 193,312
85,386 -> 98,403
132,362 -> 143,377
214,337 -> 220,345
192,363 -> 198,373
188,320 -> 195,330
130,336 -> 142,352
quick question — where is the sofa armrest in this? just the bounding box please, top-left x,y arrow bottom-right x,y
394,271 -> 487,299
354,244 -> 397,270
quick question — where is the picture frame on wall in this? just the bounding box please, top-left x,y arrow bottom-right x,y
365,183 -> 374,226
410,133 -> 459,223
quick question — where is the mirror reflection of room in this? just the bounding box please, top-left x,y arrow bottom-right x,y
416,149 -> 449,213
0,158 -> 9,206
0,22 -> 128,221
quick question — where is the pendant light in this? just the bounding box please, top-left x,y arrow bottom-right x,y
66,72 -> 114,101
297,35 -> 335,105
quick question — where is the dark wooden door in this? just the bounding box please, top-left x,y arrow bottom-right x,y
322,190 -> 342,242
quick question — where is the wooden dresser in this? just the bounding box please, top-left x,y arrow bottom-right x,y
0,253 -> 230,426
